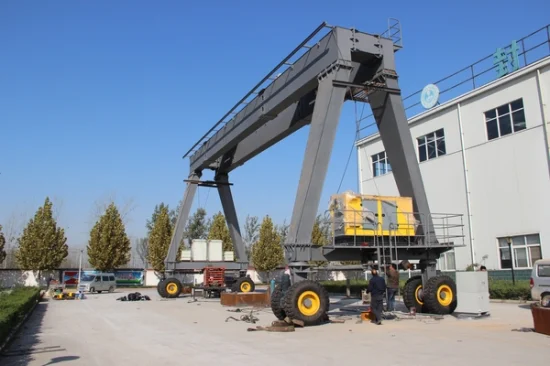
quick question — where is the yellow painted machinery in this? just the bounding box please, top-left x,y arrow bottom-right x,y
329,191 -> 419,239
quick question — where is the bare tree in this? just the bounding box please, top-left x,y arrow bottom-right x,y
51,195 -> 65,221
2,211 -> 28,268
136,237 -> 149,268
88,192 -> 138,228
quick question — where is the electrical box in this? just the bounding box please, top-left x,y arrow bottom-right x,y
208,240 -> 223,261
180,250 -> 192,261
454,271 -> 490,315
223,251 -> 235,261
191,239 -> 208,261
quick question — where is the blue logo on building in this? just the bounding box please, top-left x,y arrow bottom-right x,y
420,84 -> 440,109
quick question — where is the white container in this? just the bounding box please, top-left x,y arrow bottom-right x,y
180,250 -> 192,261
223,251 -> 235,261
208,240 -> 223,261
191,239 -> 208,261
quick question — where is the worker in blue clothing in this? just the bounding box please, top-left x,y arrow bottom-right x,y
367,265 -> 386,325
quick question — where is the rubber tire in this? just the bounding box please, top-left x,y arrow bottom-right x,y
157,279 -> 168,298
422,275 -> 457,315
234,277 -> 255,293
282,280 -> 330,326
270,284 -> 286,320
163,277 -> 182,299
90,287 -> 95,293
402,276 -> 424,313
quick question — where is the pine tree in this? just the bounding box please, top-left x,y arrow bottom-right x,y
207,212 -> 233,252
251,215 -> 284,273
184,208 -> 209,243
87,202 -> 131,271
147,204 -> 173,271
0,225 -> 6,265
146,203 -> 176,235
15,197 -> 68,271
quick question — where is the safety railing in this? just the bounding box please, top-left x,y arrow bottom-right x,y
326,208 -> 465,249
357,23 -> 550,139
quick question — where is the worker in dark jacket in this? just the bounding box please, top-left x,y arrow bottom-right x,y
367,265 -> 386,325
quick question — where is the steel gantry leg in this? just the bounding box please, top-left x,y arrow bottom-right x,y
215,173 -> 248,267
285,62 -> 353,278
164,172 -> 200,273
369,77 -> 438,246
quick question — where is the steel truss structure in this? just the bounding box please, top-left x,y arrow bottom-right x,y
164,20 -> 462,287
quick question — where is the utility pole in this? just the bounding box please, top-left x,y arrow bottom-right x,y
78,249 -> 83,285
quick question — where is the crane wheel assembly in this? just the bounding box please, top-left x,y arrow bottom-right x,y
281,280 -> 330,326
271,284 -> 286,320
403,276 -> 424,313
403,275 -> 457,315
158,277 -> 182,299
422,275 -> 457,314
232,276 -> 255,293
156,273 -> 255,299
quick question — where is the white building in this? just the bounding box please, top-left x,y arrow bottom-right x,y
356,54 -> 550,272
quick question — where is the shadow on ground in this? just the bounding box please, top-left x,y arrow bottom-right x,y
0,296 -> 80,366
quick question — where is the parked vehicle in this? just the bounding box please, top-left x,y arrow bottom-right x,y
530,259 -> 550,307
78,273 -> 117,293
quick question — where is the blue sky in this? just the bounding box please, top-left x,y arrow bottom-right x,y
1,0 -> 549,249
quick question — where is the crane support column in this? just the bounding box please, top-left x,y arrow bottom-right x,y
164,173 -> 200,273
215,173 -> 248,266
285,62 -> 352,269
368,55 -> 438,247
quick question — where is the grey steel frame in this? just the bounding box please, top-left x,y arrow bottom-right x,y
164,21 -> 454,285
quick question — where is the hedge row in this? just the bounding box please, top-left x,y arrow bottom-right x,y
319,279 -> 532,300
0,287 -> 42,346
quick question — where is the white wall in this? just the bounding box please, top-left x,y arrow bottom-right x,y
358,57 -> 550,271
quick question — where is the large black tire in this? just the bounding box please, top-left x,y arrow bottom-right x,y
233,276 -> 255,293
157,279 -> 168,298
271,284 -> 286,320
282,280 -> 330,326
402,276 -> 424,313
422,275 -> 457,315
163,277 -> 182,299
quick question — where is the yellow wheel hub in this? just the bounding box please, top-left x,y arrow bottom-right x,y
240,282 -> 251,292
415,284 -> 424,305
297,291 -> 321,316
166,283 -> 178,295
436,284 -> 453,307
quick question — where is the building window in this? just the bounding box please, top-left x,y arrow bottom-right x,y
417,128 -> 446,162
498,234 -> 542,269
484,98 -> 526,140
372,151 -> 392,177
438,250 -> 456,271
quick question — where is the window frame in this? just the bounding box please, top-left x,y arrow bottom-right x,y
437,248 -> 456,271
484,98 -> 526,141
416,128 -> 446,163
371,151 -> 392,177
497,234 -> 542,269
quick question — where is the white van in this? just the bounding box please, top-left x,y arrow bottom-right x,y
530,259 -> 550,307
77,273 -> 117,293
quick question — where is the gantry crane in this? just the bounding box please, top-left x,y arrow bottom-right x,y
159,20 -> 464,325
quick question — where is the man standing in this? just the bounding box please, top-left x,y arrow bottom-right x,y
386,263 -> 399,312
367,265 -> 386,325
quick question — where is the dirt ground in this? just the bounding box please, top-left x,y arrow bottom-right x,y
0,287 -> 548,366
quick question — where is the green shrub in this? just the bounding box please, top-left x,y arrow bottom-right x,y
0,287 -> 41,345
320,279 -> 531,300
488,280 -> 531,300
